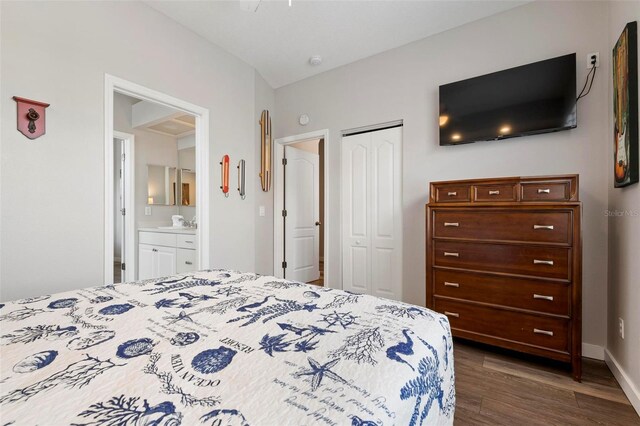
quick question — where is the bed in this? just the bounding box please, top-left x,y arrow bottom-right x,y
0,270 -> 455,425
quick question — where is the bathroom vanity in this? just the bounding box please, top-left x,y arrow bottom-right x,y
138,227 -> 198,280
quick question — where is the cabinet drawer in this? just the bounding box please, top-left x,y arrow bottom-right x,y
433,241 -> 570,280
521,181 -> 571,201
435,299 -> 569,353
177,234 -> 197,250
473,184 -> 517,202
433,210 -> 572,244
433,269 -> 570,316
177,248 -> 197,274
433,184 -> 471,203
139,231 -> 177,247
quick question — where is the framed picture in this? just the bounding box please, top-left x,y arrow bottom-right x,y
613,21 -> 639,188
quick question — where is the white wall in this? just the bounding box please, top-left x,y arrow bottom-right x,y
275,0 -> 611,350
607,0 -> 640,412
0,1 -> 269,300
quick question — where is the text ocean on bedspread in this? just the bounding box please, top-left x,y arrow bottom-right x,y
0,270 -> 455,425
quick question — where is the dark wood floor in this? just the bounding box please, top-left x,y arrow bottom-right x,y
454,339 -> 639,425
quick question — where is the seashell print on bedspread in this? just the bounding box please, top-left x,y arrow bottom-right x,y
0,269 -> 455,425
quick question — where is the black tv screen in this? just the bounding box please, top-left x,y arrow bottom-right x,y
439,53 -> 577,146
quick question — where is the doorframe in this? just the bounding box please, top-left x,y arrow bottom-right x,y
104,74 -> 211,285
113,131 -> 136,282
273,129 -> 332,287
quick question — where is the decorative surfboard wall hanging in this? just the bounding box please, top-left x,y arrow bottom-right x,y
237,159 -> 246,200
220,155 -> 230,197
13,97 -> 49,140
259,110 -> 272,192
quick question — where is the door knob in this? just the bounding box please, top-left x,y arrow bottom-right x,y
315,221 -> 322,226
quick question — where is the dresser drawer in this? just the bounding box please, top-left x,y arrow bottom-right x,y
433,184 -> 471,203
521,180 -> 571,201
433,210 -> 572,244
433,241 -> 570,280
473,184 -> 517,202
139,231 -> 177,247
435,299 -> 569,353
177,234 -> 197,250
433,270 -> 570,316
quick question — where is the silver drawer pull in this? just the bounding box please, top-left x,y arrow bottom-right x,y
537,188 -> 551,194
444,222 -> 459,227
533,328 -> 554,337
533,259 -> 554,266
184,240 -> 194,243
444,311 -> 459,318
533,225 -> 554,230
185,261 -> 193,265
447,191 -> 457,196
444,252 -> 459,257
488,190 -> 500,195
444,282 -> 460,287
533,294 -> 554,301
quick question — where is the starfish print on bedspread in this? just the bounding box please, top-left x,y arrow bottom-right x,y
227,296 -> 318,327
294,357 -> 348,392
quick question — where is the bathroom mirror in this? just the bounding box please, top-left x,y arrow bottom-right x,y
147,164 -> 177,205
179,169 -> 196,206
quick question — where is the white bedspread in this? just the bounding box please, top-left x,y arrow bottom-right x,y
0,270 -> 455,425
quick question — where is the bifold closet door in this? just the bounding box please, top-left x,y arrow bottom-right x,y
342,127 -> 402,300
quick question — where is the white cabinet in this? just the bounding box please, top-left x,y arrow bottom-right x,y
138,231 -> 197,280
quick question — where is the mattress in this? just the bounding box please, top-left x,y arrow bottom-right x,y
0,270 -> 455,425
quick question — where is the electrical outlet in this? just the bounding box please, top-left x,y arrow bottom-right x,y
587,52 -> 600,69
259,205 -> 266,217
619,318 -> 625,339
145,206 -> 152,216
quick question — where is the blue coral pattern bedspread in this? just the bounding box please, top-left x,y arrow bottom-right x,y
0,270 -> 455,425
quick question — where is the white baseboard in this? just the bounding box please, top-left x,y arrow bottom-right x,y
582,343 -> 604,360
605,349 -> 640,415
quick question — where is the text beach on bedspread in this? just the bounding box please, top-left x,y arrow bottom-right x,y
0,270 -> 455,425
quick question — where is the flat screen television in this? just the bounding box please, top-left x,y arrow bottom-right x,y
439,53 -> 577,146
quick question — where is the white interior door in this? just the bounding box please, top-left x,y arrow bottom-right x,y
285,145 -> 320,283
342,127 -> 402,300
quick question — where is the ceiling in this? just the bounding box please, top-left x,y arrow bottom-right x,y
146,0 -> 529,88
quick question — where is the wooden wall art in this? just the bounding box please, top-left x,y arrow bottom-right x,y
259,110 -> 272,192
220,155 -> 230,197
13,97 -> 49,140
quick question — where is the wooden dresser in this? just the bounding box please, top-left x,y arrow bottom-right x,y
426,175 -> 582,380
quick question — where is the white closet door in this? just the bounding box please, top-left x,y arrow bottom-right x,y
285,145 -> 320,283
342,127 -> 402,300
370,128 -> 402,300
342,132 -> 372,295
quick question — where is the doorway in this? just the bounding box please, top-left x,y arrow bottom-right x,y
274,130 -> 330,286
104,75 -> 210,285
